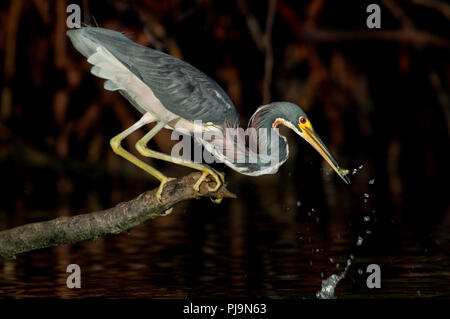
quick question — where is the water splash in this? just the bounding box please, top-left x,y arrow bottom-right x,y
316,256 -> 353,299
316,175 -> 375,299
316,274 -> 343,299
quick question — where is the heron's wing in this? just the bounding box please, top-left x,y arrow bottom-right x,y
67,27 -> 240,126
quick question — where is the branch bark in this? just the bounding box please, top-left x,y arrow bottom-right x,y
0,172 -> 236,259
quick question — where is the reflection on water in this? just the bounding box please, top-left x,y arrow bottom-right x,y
1,195 -> 449,298
0,0 -> 448,300
0,162 -> 449,299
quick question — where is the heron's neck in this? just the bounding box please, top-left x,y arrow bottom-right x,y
247,109 -> 291,150
218,107 -> 289,176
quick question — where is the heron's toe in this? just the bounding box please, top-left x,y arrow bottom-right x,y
193,169 -> 224,193
161,207 -> 174,216
193,171 -> 208,192
210,197 -> 223,204
216,170 -> 226,183
205,170 -> 223,192
157,177 -> 176,202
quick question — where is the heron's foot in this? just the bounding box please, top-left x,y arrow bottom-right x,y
210,197 -> 223,204
156,177 -> 176,202
162,207 -> 174,216
194,168 -> 225,193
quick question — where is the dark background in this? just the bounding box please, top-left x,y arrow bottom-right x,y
0,0 -> 448,298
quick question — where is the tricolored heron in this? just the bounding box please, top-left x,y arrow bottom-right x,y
67,27 -> 350,204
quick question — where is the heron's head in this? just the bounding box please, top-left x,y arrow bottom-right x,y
270,102 -> 351,184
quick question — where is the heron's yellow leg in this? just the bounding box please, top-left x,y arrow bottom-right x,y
109,113 -> 174,204
135,128 -> 225,198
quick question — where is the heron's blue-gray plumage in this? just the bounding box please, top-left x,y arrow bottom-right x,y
67,27 -> 340,178
237,102 -> 307,174
201,102 -> 306,175
67,27 -> 240,126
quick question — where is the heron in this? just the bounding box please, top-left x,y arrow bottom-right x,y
67,27 -> 350,204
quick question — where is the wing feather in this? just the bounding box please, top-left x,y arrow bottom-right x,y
67,27 -> 240,127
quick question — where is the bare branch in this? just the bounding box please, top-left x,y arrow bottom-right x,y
236,0 -> 266,52
2,0 -> 22,119
382,0 -> 414,28
410,0 -> 450,21
302,28 -> 450,50
262,0 -> 277,105
0,172 -> 236,259
276,1 -> 450,50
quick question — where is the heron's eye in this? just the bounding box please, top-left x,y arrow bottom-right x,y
299,117 -> 307,124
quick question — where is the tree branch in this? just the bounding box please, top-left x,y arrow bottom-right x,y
302,28 -> 450,50
262,0 -> 277,105
0,172 -> 236,259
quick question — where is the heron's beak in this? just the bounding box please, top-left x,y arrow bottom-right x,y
299,127 -> 351,184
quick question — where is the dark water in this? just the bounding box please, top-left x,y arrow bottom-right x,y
1,177 -> 449,298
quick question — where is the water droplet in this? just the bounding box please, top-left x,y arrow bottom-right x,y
369,179 -> 375,184
356,236 -> 363,246
352,169 -> 357,175
296,201 -> 301,207
329,258 -> 334,263
364,193 -> 370,198
350,254 -> 354,260
358,165 -> 364,169
311,208 -> 315,213
417,290 -> 421,296
336,263 -> 340,269
320,272 -> 324,278
358,269 -> 363,275
316,248 -> 320,253
366,230 -> 372,234
364,216 -> 370,222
